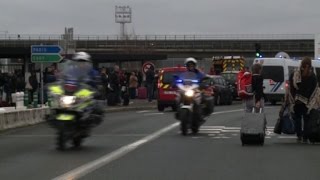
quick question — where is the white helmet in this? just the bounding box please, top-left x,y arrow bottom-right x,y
184,57 -> 197,66
72,52 -> 91,62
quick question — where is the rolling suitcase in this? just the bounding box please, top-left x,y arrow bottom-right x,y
137,87 -> 147,99
307,109 -> 320,144
240,108 -> 266,146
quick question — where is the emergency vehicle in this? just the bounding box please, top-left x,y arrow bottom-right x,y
157,66 -> 187,111
212,56 -> 245,74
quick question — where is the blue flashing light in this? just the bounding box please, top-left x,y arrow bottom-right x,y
191,80 -> 199,83
259,55 -> 263,58
176,79 -> 183,83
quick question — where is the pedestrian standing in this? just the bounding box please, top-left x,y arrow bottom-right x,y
290,57 -> 318,143
100,68 -> 108,100
109,65 -> 121,105
129,71 -> 138,99
29,71 -> 38,104
145,67 -> 155,102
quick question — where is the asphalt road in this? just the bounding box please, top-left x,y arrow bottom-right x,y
1,102 -> 320,180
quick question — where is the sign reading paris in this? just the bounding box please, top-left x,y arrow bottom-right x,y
31,45 -> 63,63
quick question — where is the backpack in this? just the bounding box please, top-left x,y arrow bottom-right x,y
237,71 -> 253,99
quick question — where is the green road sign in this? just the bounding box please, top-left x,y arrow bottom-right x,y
31,54 -> 63,63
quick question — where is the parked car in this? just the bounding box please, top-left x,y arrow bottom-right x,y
209,75 -> 233,105
221,71 -> 239,99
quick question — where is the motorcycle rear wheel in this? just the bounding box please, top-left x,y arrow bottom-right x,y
57,131 -> 67,151
72,136 -> 83,148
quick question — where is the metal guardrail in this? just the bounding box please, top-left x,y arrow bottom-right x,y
0,34 -> 315,40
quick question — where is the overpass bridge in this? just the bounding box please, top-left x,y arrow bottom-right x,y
0,34 -> 315,63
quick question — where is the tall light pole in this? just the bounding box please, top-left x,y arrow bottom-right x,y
115,6 -> 132,39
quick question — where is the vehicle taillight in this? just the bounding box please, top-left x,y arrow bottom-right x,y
285,80 -> 289,88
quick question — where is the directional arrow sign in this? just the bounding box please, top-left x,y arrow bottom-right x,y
31,45 -> 64,63
31,45 -> 62,54
31,54 -> 63,63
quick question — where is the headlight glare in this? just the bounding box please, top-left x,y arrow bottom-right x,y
185,90 -> 194,97
60,96 -> 76,106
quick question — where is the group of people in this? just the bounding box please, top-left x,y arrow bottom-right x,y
0,70 -> 25,106
242,56 -> 320,143
59,52 -> 159,106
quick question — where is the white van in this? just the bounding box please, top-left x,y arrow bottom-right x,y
253,58 -> 300,105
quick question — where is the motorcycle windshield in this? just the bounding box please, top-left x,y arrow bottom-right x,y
176,71 -> 199,85
59,59 -> 92,83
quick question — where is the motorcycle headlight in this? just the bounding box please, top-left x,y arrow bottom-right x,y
185,90 -> 194,97
60,96 -> 76,107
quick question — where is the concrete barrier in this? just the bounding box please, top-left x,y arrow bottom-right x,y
0,107 -> 50,131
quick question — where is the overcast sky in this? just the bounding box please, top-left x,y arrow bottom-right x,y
1,0 -> 320,35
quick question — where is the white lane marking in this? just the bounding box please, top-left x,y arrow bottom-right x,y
278,136 -> 297,139
203,131 -> 221,134
143,113 -> 164,116
4,135 -> 54,138
201,126 -> 274,131
4,134 -> 149,138
136,110 -> 151,113
221,129 -> 240,133
53,122 -> 179,180
93,134 -> 148,137
211,109 -> 243,115
209,106 -> 278,116
53,108 -> 249,180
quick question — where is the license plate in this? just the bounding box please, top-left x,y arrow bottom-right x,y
56,114 -> 75,121
164,91 -> 176,95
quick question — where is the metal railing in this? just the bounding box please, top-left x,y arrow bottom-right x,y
0,34 -> 314,52
0,33 -> 315,40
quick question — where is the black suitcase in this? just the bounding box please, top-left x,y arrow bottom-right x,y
307,109 -> 320,143
122,93 -> 129,106
107,92 -> 117,106
240,108 -> 267,146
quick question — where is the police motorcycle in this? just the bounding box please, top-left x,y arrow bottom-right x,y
46,60 -> 103,150
175,72 -> 214,136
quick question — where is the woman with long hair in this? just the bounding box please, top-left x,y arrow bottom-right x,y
290,57 -> 318,143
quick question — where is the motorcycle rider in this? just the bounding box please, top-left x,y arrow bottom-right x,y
71,52 -> 101,89
184,57 -> 206,80
175,57 -> 214,121
63,52 -> 104,123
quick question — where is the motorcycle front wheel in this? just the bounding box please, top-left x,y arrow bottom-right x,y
179,109 -> 190,136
